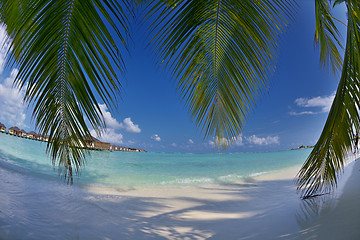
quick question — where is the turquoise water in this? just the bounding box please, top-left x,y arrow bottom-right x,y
0,133 -> 318,239
0,133 -> 311,187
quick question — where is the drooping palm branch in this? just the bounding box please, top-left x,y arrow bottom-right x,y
2,0 -> 356,200
297,0 -> 360,198
314,0 -> 343,74
142,0 -> 296,148
0,0 -> 131,183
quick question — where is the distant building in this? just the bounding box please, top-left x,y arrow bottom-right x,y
111,145 -> 130,151
8,126 -> 21,136
0,123 -> 6,132
3,124 -> 147,153
131,148 -> 147,152
27,131 -> 41,140
110,145 -> 120,151
19,129 -> 27,137
41,135 -> 50,142
86,136 -> 111,150
129,148 -> 147,152
110,145 -> 147,152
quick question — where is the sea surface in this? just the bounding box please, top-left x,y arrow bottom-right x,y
0,132 -> 312,187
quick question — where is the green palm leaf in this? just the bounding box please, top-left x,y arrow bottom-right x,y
314,0 -> 343,74
297,0 -> 360,198
143,0 -> 295,148
0,0 -> 131,183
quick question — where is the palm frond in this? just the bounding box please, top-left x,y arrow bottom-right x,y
297,1 -> 360,198
0,0 -> 131,183
143,0 -> 296,148
314,0 -> 343,74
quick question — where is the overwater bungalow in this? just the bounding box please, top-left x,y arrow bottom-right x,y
109,145 -> 147,152
110,145 -> 118,151
8,126 -> 21,136
0,123 -> 6,132
19,129 -> 27,137
27,131 -> 41,140
42,135 -> 50,142
130,148 -> 147,153
86,136 -> 110,150
110,145 -> 125,151
4,125 -> 146,152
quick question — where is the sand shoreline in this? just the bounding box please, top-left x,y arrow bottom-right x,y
293,158 -> 360,239
78,160 -> 360,239
0,158 -> 359,239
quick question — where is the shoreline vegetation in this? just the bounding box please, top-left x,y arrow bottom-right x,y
291,145 -> 314,150
0,122 -> 147,153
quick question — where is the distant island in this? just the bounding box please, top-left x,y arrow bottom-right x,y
291,145 -> 314,150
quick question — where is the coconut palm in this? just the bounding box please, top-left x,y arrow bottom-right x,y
0,0 -> 131,183
0,0 -> 358,198
297,0 -> 360,198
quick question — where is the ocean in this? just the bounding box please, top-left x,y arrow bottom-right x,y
0,132 -> 312,187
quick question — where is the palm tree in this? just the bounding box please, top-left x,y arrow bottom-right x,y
0,0 -> 131,183
0,0 -> 358,198
297,0 -> 360,198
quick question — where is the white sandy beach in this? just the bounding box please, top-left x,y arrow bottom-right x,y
0,158 -> 359,239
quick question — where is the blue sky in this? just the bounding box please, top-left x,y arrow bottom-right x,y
0,1 -> 348,153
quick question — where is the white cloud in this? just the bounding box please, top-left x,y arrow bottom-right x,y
0,68 -> 27,127
291,93 -> 335,115
171,142 -> 177,147
90,128 -> 123,144
123,117 -> 141,133
207,134 -> 279,148
232,135 -> 244,146
208,137 -> 229,147
188,139 -> 194,144
98,103 -> 122,129
289,111 -> 316,116
246,135 -> 280,146
151,134 -> 161,142
92,104 -> 141,144
0,24 -> 11,75
98,104 -> 141,133
0,26 -> 25,127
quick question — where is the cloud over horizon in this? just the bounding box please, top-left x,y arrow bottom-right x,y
123,117 -> 141,133
98,104 -> 141,133
91,128 -> 123,145
290,93 -> 335,116
90,104 -> 141,144
0,69 -> 27,127
246,135 -> 280,146
208,134 -> 279,147
232,135 -> 244,146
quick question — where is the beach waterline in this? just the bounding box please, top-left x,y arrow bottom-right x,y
0,133 -> 358,239
0,133 -> 312,188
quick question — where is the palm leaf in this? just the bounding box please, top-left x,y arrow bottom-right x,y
142,0 -> 296,148
0,0 -> 131,183
314,0 -> 343,74
297,1 -> 360,198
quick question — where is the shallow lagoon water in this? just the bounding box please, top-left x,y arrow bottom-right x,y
0,133 -> 311,187
1,133 -> 330,239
